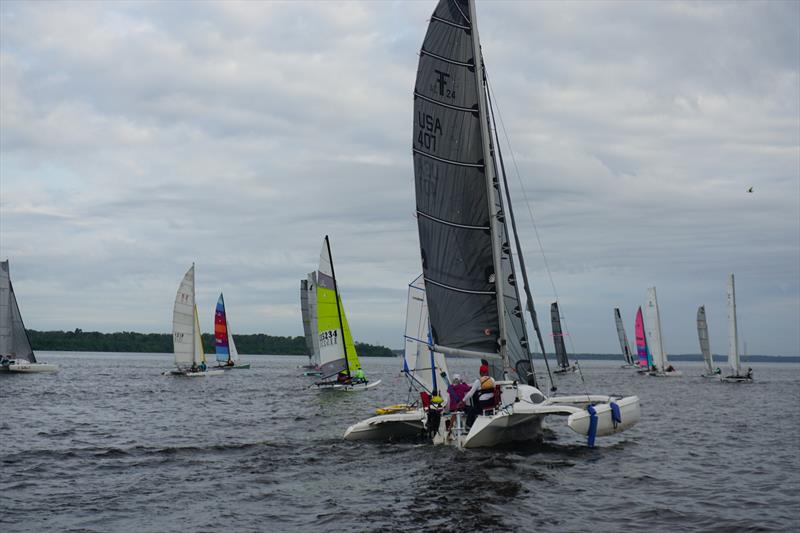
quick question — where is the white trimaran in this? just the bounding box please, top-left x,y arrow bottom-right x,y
696,305 -> 720,377
312,236 -> 380,391
0,260 -> 59,373
644,287 -> 682,377
722,273 -> 752,383
165,264 -> 223,377
345,0 -> 639,448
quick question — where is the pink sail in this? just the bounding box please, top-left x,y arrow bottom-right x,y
634,307 -> 651,368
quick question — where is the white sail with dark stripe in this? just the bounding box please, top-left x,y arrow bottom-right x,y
697,305 -> 714,375
614,308 -> 634,365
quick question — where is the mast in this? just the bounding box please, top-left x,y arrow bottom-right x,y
469,0 -> 509,372
325,235 -> 351,377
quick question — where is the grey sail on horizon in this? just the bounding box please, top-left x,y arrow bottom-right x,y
697,305 -> 714,374
412,0 -> 537,382
0,260 -> 36,362
551,302 -> 569,368
614,307 -> 634,365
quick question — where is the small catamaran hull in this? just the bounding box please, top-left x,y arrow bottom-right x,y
553,365 -> 577,374
216,363 -> 250,370
316,379 -> 382,391
648,370 -> 683,378
2,361 -> 59,373
721,374 -> 753,383
163,369 -> 225,377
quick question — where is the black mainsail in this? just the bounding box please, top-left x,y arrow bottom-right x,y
413,0 -> 544,384
550,302 -> 570,369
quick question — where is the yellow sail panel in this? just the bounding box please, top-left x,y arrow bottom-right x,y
338,294 -> 360,373
194,305 -> 206,364
316,284 -> 347,376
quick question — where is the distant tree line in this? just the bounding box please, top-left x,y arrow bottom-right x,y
26,329 -> 395,357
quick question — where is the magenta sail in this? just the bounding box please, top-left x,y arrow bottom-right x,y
634,307 -> 651,368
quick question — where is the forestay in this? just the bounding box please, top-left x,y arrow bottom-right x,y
0,260 -> 36,362
316,236 -> 360,379
697,305 -> 714,374
403,275 -> 449,399
412,0 -> 533,382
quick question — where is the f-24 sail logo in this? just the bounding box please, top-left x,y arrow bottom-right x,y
430,69 -> 456,99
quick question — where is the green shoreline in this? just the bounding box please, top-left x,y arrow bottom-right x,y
26,329 -> 394,357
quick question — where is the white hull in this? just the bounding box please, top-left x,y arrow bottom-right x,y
2,361 -> 59,373
163,369 -> 224,377
344,384 -> 640,448
316,379 -> 382,391
721,374 -> 753,383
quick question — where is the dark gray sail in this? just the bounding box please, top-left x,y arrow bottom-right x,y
550,302 -> 569,368
614,307 -> 634,365
413,0 -> 536,384
0,261 -> 36,362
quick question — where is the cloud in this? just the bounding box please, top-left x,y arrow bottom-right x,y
1,0 -> 797,356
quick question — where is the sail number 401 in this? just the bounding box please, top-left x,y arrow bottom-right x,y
417,112 -> 442,151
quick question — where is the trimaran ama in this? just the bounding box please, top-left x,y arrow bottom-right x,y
0,260 -> 59,373
345,0 -> 639,448
165,264 -> 223,377
312,236 -> 380,391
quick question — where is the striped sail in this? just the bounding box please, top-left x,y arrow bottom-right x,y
173,265 -> 197,368
645,287 -> 667,371
0,260 -> 36,362
634,307 -> 651,368
726,273 -> 741,376
403,275 -> 449,399
697,305 -> 714,374
551,302 -> 569,368
614,308 -> 634,365
316,236 -> 360,378
215,294 -> 230,363
412,0 -> 533,382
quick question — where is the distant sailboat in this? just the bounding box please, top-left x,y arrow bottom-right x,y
721,273 -> 752,383
614,308 -> 636,368
313,236 -> 380,391
347,0 -> 639,448
214,293 -> 249,369
165,265 -> 223,377
644,287 -> 681,377
299,274 -> 322,376
697,305 -> 720,378
634,306 -> 652,373
0,260 -> 58,373
551,302 -> 576,374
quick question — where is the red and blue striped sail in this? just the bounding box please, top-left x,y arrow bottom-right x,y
634,306 -> 652,368
214,294 -> 230,363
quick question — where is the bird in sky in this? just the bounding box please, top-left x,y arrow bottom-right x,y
747,187 -> 754,193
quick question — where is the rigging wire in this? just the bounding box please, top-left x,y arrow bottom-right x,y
485,75 -> 579,359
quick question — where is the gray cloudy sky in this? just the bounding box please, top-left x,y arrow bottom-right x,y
1,1 -> 798,356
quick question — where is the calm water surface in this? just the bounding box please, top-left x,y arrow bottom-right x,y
1,353 -> 799,532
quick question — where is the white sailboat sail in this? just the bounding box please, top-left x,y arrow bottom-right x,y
173,265 -> 198,369
726,273 -> 740,376
697,305 -> 714,374
0,260 -> 36,362
300,272 -> 321,367
645,287 -> 668,371
614,308 -> 634,366
403,275 -> 449,401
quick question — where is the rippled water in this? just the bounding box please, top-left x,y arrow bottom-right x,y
1,353 -> 799,532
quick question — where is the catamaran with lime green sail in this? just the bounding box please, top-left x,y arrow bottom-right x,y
214,293 -> 249,369
165,264 -> 223,377
313,236 -> 380,390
